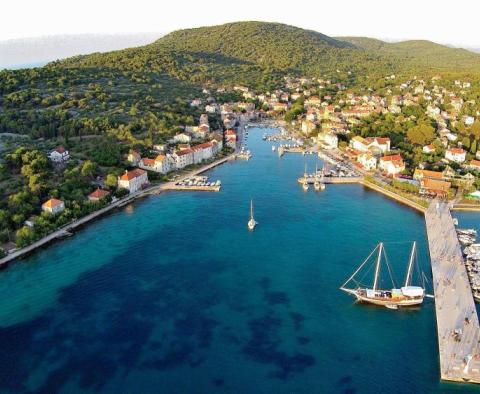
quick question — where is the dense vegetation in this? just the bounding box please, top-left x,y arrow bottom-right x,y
1,21 -> 480,251
338,36 -> 480,72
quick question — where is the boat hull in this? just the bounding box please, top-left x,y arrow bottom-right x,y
354,292 -> 424,307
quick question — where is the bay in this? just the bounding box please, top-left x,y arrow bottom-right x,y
0,127 -> 476,393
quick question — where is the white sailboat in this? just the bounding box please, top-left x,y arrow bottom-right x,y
340,242 -> 425,308
247,199 -> 257,231
302,163 -> 309,191
314,164 -> 325,191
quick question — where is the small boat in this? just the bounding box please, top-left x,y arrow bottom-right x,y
247,199 -> 257,231
340,241 -> 425,308
272,146 -> 276,152
314,180 -> 325,191
303,181 -> 309,191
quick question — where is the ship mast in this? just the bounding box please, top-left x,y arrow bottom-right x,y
340,243 -> 380,291
250,199 -> 254,220
404,241 -> 416,287
304,163 -> 308,178
372,242 -> 383,291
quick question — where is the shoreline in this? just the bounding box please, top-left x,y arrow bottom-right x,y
0,153 -> 235,268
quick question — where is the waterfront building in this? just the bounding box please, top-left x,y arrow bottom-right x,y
139,155 -> 170,174
466,160 -> 480,172
192,142 -> 214,164
225,130 -> 237,149
357,153 -> 377,170
419,178 -> 451,198
379,154 -> 405,176
42,198 -> 65,215
118,169 -> 149,193
172,149 -> 194,169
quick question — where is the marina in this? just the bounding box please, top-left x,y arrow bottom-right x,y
170,176 -> 221,192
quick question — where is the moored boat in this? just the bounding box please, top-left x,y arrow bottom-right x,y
247,199 -> 257,231
340,242 -> 425,308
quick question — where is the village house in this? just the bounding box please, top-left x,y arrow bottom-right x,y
127,151 -> 141,166
173,133 -> 192,144
118,169 -> 149,193
48,146 -> 69,163
225,129 -> 237,149
273,102 -> 288,112
317,132 -> 338,149
379,154 -> 405,176
192,142 -> 214,164
349,136 -> 390,154
419,178 -> 451,198
422,144 -> 436,154
413,169 -> 444,181
42,198 -> 65,215
139,154 -> 171,174
445,147 -> 466,163
357,153 -> 377,170
173,149 -> 194,169
466,160 -> 480,172
88,188 -> 110,202
301,120 -> 316,135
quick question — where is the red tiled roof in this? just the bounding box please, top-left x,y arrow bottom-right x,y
141,158 -> 155,167
380,154 -> 402,162
88,189 -> 110,199
176,149 -> 193,156
42,198 -> 64,208
55,146 -> 66,153
448,148 -> 465,154
120,168 -> 146,181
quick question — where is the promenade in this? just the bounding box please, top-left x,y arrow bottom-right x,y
0,154 -> 234,267
425,200 -> 480,383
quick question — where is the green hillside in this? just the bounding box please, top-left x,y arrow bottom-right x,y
337,36 -> 480,71
57,22 -> 396,85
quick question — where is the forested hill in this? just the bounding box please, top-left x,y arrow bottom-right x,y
55,21 -> 398,85
338,36 -> 480,71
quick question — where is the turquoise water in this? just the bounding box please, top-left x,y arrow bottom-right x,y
0,127 -> 478,393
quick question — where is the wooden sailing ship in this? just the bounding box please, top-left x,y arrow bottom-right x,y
340,242 -> 425,309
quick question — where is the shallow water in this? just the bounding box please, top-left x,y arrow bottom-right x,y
0,127 -> 478,393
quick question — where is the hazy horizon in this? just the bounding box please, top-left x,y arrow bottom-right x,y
2,28 -> 479,70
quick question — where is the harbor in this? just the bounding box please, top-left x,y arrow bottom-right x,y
2,126 -> 480,392
425,201 -> 480,383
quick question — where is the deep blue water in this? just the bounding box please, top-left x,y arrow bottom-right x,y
0,127 -> 479,393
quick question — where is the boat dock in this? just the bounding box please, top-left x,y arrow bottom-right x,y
299,176 -> 363,184
165,184 -> 221,192
425,200 -> 480,383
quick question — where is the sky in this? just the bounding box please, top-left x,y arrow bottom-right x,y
1,0 -> 479,48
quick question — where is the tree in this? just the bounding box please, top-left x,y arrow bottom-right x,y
80,160 -> 96,178
406,124 -> 435,146
105,174 -> 118,189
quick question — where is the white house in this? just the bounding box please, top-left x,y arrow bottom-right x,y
192,142 -> 214,164
379,154 -> 405,176
48,146 -> 69,163
173,133 -> 192,144
172,149 -> 194,169
423,144 -> 436,154
127,151 -> 141,165
118,169 -> 149,193
349,136 -> 390,154
139,155 -> 171,174
225,130 -> 237,149
357,153 -> 377,170
445,148 -> 466,163
42,198 -> 65,215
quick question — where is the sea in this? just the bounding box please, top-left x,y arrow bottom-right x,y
0,127 -> 479,393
